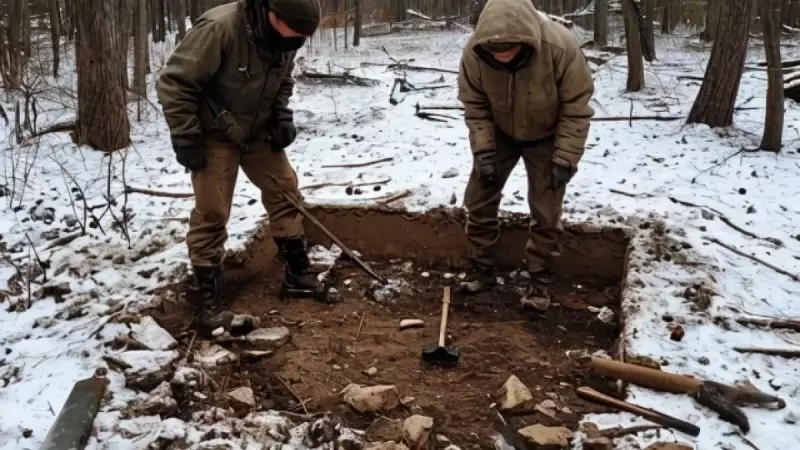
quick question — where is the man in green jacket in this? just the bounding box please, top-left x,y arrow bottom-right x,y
156,0 -> 324,330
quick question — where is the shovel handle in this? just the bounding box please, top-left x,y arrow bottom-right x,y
576,387 -> 700,437
438,286 -> 451,347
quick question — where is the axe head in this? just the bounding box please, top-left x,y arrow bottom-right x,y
694,382 -> 750,433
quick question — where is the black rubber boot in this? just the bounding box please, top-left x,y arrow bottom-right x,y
458,260 -> 497,294
193,266 -> 233,331
274,236 -> 329,302
520,271 -> 553,311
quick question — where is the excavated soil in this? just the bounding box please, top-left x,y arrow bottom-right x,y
153,206 -> 630,449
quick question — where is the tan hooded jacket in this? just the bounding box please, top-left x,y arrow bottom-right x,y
457,0 -> 595,168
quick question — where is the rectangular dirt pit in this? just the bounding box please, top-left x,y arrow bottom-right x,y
164,206 -> 632,449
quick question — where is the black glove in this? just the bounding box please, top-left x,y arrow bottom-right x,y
551,163 -> 577,190
474,149 -> 498,186
174,145 -> 207,173
268,121 -> 297,151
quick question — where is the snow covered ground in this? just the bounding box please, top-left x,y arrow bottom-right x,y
1,23 -> 800,450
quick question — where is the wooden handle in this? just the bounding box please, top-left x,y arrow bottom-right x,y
590,357 -> 704,394
576,387 -> 701,437
438,286 -> 451,347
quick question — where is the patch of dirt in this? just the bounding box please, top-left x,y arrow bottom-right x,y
157,256 -> 621,449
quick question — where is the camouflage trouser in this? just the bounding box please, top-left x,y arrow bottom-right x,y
187,142 -> 303,267
463,134 -> 566,272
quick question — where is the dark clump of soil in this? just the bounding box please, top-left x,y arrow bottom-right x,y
157,254 -> 621,449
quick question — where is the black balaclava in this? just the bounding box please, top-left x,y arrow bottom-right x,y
244,0 -> 308,54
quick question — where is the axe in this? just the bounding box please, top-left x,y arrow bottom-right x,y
588,357 -> 786,433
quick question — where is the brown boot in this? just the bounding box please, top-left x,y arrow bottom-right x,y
458,261 -> 497,294
520,271 -> 553,311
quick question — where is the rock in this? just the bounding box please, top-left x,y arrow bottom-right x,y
35,281 -> 72,301
400,396 -> 416,406
130,316 -> 178,350
583,437 -> 612,450
643,443 -> 693,450
227,387 -> 256,407
626,355 -> 661,371
365,417 -> 403,442
195,342 -> 237,367
403,415 -> 433,450
518,424 -> 570,448
366,442 -> 409,450
670,324 -> 685,342
435,435 -> 450,445
579,422 -> 601,438
120,350 -> 179,392
399,319 -> 424,330
132,381 -> 178,416
341,384 -> 400,413
595,307 -> 614,323
365,367 -> 379,376
497,375 -> 533,412
441,168 -> 459,178
230,314 -> 261,336
246,326 -> 291,350
534,399 -> 558,419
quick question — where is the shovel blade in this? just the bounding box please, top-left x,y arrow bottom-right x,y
421,345 -> 460,366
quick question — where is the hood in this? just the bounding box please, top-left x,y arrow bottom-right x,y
473,0 -> 543,50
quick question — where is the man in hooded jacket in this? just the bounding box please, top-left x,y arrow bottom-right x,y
156,0 -> 324,330
457,0 -> 594,310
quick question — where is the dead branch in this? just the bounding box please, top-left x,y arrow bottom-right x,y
756,58 -> 800,68
592,115 -> 684,122
735,317 -> 800,332
29,120 -> 77,138
600,424 -> 663,439
415,103 -> 464,112
125,185 -> 195,198
609,189 -> 784,248
386,63 -> 458,74
416,111 -> 456,122
378,189 -> 412,205
297,70 -> 379,87
705,237 -> 799,282
321,157 -> 393,169
733,347 -> 800,358
301,177 -> 392,191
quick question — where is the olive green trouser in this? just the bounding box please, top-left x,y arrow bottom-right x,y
463,134 -> 566,272
187,142 -> 303,267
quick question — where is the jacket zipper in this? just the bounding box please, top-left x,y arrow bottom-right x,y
509,72 -> 515,138
244,58 -> 275,148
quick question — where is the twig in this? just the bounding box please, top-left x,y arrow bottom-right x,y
387,63 -> 459,74
593,115 -> 684,122
706,237 -> 799,282
691,147 -> 759,184
321,157 -> 393,169
734,347 -> 800,358
301,177 -> 392,192
125,185 -> 195,198
28,120 -> 76,139
736,317 -> 800,332
378,189 -> 412,205
600,424 -> 663,439
23,232 -> 47,283
276,374 -> 309,414
355,312 -> 366,341
297,70 -> 379,87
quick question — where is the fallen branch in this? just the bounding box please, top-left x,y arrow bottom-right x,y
734,347 -> 800,358
125,186 -> 195,198
321,157 -> 393,169
592,115 -> 684,122
378,189 -> 412,205
735,317 -> 800,332
29,120 -> 77,139
415,103 -> 464,112
387,63 -> 458,74
705,237 -> 799,282
609,189 -> 784,248
301,177 -> 392,191
600,424 -> 663,439
756,58 -> 800,68
415,111 -> 456,122
297,70 -> 379,87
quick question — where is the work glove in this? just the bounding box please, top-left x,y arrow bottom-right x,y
174,145 -> 207,173
551,163 -> 577,190
474,148 -> 498,186
268,120 -> 297,152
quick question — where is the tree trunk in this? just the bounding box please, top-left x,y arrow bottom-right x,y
551,0 -> 562,15
117,0 -> 132,90
563,0 -> 574,14
65,0 -> 76,41
22,0 -> 31,58
637,0 -> 656,61
760,0 -> 783,151
661,0 -> 681,33
701,0 -> 721,41
8,0 -> 23,89
622,0 -> 645,91
353,0 -> 362,46
134,0 -> 148,97
175,0 -> 187,41
49,0 -> 61,78
75,0 -> 131,151
687,0 -> 755,127
594,0 -> 608,47
780,0 -> 791,24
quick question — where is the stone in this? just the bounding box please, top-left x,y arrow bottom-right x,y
579,422 -> 601,439
341,384 -> 400,413
402,415 -> 433,450
195,343 -> 237,367
497,375 -> 533,412
644,444 -> 694,450
669,325 -> 685,342
365,367 -> 379,376
518,424 -> 570,448
535,399 -> 558,419
399,319 -> 424,330
130,316 -> 178,350
246,326 -> 291,349
227,387 -> 256,407
583,437 -> 612,450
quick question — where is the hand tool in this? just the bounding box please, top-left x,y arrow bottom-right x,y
421,286 -> 460,366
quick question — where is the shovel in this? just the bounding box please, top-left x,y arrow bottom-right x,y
421,286 -> 460,366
